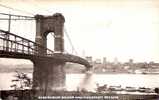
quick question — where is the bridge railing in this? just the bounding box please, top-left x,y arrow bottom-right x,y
0,29 -> 54,56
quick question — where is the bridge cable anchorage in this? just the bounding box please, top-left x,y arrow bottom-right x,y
64,26 -> 78,55
0,3 -> 34,16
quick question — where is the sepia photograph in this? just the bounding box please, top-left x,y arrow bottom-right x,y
0,0 -> 159,100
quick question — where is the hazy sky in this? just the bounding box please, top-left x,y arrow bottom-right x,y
0,0 -> 159,64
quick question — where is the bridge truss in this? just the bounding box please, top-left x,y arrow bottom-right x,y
0,29 -> 54,56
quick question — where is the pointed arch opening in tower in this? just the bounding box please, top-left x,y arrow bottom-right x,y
47,32 -> 55,52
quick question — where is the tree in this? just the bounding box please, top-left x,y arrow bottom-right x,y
10,71 -> 32,90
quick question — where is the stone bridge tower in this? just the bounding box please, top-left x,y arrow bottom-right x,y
33,13 -> 65,95
35,13 -> 65,53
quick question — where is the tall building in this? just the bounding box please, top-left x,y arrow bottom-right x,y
103,57 -> 107,68
129,59 -> 133,64
103,57 -> 107,64
114,57 -> 118,65
129,59 -> 134,70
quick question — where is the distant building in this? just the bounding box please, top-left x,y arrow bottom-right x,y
95,58 -> 102,64
103,57 -> 107,64
129,59 -> 133,64
114,57 -> 118,65
129,59 -> 134,69
103,57 -> 107,68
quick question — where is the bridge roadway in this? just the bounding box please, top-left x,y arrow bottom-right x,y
0,29 -> 92,69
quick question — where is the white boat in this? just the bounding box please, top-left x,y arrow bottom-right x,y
109,85 -> 123,91
125,86 -> 137,92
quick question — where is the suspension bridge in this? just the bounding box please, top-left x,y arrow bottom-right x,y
0,4 -> 92,95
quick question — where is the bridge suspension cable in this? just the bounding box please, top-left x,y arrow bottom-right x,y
64,26 -> 78,55
0,13 -> 35,20
0,3 -> 34,16
0,12 -> 35,35
0,3 -> 35,33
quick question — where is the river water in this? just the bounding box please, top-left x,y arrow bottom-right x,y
0,73 -> 159,91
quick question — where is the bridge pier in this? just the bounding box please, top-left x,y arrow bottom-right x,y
33,13 -> 66,95
32,58 -> 65,95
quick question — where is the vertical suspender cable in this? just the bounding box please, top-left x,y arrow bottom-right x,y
8,14 -> 11,32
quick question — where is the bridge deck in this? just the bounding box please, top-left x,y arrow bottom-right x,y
0,29 -> 92,69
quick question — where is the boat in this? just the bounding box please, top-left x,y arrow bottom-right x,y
138,87 -> 154,93
108,85 -> 123,91
96,84 -> 107,92
125,86 -> 137,92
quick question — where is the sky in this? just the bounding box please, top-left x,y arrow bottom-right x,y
0,0 -> 159,64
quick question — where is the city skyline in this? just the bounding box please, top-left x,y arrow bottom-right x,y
0,0 -> 159,63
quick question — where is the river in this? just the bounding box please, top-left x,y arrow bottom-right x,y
0,73 -> 159,91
